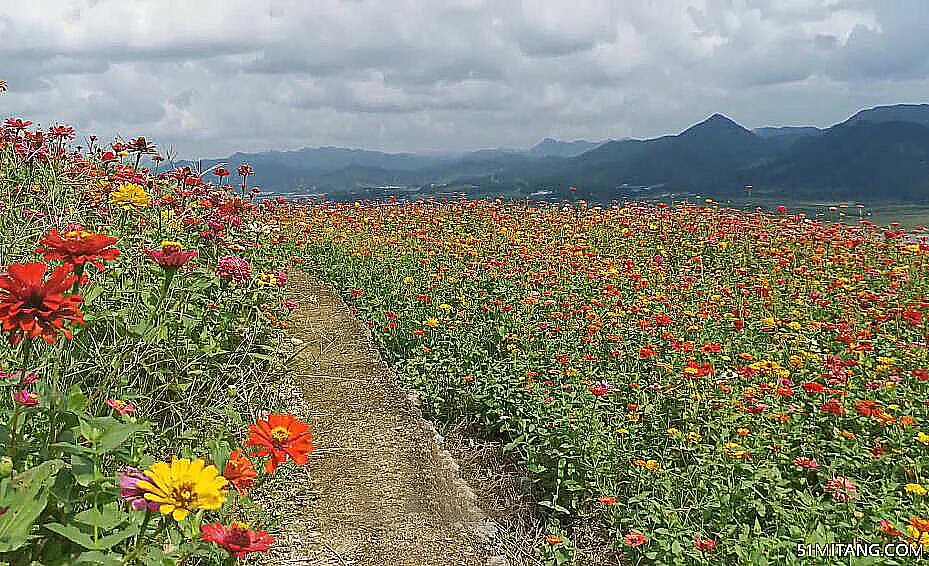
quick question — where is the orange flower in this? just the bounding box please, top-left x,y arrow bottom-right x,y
223,451 -> 258,494
247,414 -> 315,474
545,534 -> 562,545
911,517 -> 929,533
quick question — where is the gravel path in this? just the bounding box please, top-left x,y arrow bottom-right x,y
261,270 -> 501,566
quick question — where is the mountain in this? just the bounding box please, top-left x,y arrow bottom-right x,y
529,138 -> 604,158
752,126 -> 822,138
750,120 -> 929,200
840,104 -> 929,129
175,103 -> 929,202
554,114 -> 769,193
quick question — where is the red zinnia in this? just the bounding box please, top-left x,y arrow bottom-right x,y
246,414 -> 314,474
624,531 -> 648,547
694,536 -> 717,552
0,263 -> 84,345
223,450 -> 258,494
37,229 -> 119,270
201,523 -> 274,558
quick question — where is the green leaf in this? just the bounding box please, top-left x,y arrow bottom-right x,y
71,454 -> 96,487
45,523 -> 138,550
77,551 -> 125,566
0,460 -> 64,552
74,504 -> 128,531
44,523 -> 95,548
67,386 -> 88,413
96,421 -> 149,452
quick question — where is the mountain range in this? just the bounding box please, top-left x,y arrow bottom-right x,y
177,103 -> 929,202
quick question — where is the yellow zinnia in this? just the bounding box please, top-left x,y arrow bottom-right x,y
906,484 -> 928,497
137,458 -> 228,521
110,182 -> 152,209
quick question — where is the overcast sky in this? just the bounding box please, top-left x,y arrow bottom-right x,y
1,0 -> 928,158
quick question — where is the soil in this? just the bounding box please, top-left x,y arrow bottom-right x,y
258,270 -> 512,566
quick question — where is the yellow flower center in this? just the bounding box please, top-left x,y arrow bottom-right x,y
271,426 -> 291,443
64,230 -> 93,241
161,241 -> 183,253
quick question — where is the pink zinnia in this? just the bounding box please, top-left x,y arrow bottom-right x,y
824,476 -> 858,502
106,399 -> 137,416
217,256 -> 252,283
145,242 -> 198,270
118,468 -> 160,512
13,390 -> 39,407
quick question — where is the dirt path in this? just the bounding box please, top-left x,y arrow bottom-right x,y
263,270 -> 502,566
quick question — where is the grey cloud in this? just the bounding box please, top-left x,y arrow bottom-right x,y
0,0 -> 925,158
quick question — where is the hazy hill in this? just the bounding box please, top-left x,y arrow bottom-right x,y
529,138 -> 604,158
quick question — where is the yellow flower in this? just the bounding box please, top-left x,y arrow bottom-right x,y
438,303 -> 453,313
137,458 -> 228,521
110,183 -> 151,209
737,428 -> 751,438
425,318 -> 440,328
908,526 -> 929,549
687,431 -> 703,444
917,432 -> 929,446
403,277 -> 415,285
723,442 -> 750,461
906,484 -> 928,497
666,427 -> 681,439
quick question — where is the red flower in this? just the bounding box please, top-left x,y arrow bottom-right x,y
589,383 -> 610,397
223,451 -> 258,494
598,495 -> 617,506
37,229 -> 119,270
246,414 -> 314,474
0,263 -> 84,345
802,382 -> 825,395
214,167 -> 230,178
144,242 -> 198,270
201,523 -> 274,558
694,536 -> 717,552
820,399 -> 845,416
624,531 -> 648,547
855,399 -> 881,417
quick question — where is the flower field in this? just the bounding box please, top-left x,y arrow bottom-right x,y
290,200 -> 929,563
4,117 -> 929,565
0,120 -> 308,564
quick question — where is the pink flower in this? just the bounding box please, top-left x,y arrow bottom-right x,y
282,299 -> 299,311
824,476 -> 858,502
145,242 -> 198,270
13,390 -> 39,407
118,468 -> 160,512
106,399 -> 136,416
216,256 -> 252,283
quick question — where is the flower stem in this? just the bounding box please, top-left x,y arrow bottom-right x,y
7,338 -> 33,461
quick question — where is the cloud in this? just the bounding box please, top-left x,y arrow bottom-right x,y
0,0 -> 926,157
